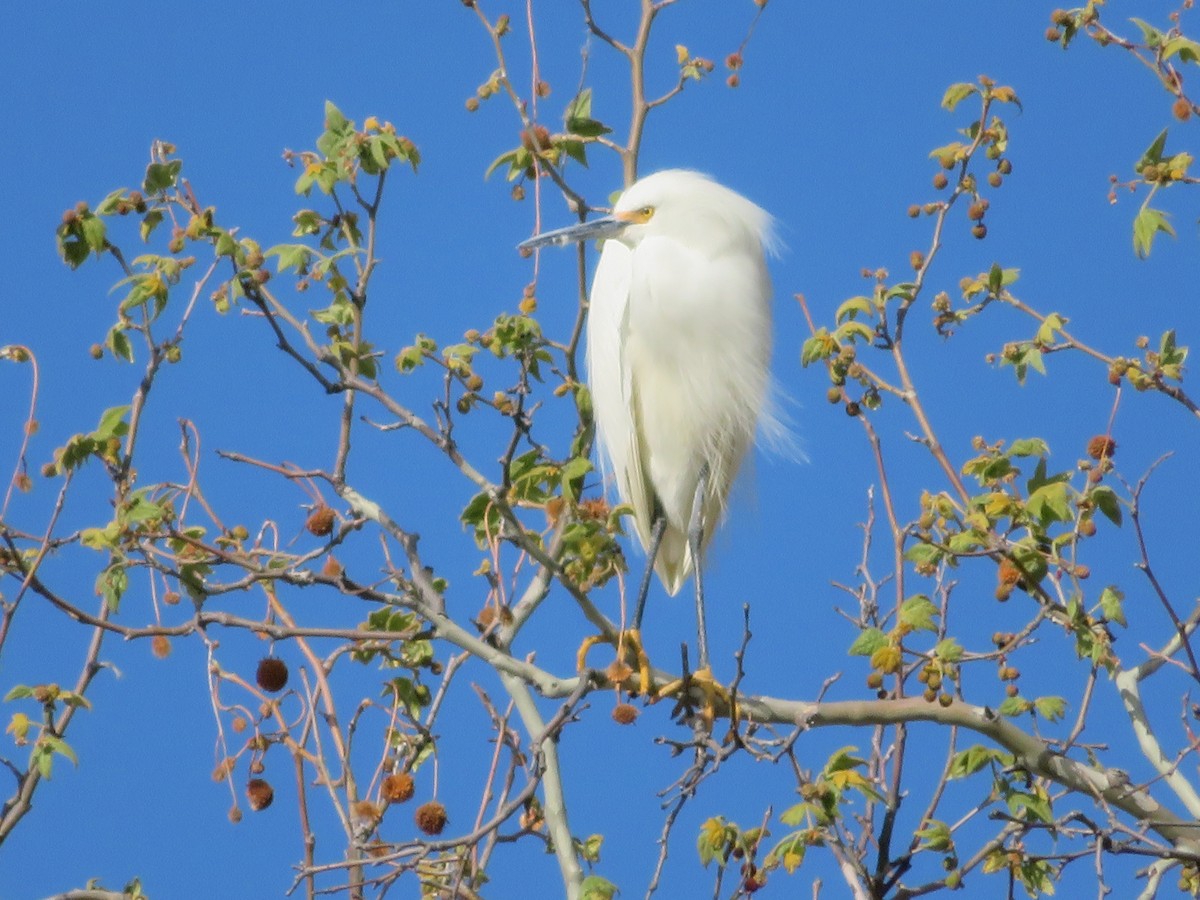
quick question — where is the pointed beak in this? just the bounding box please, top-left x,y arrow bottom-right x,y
517,215 -> 629,252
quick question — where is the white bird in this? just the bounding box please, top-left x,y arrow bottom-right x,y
520,169 -> 779,681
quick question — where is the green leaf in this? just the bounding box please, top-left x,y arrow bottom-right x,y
42,734 -> 78,767
484,148 -> 520,181
915,819 -> 953,851
941,82 -> 978,111
835,296 -> 873,323
1132,206 -> 1175,258
139,209 -> 164,243
1099,585 -> 1126,627
1007,438 -> 1048,458
95,189 -> 127,215
323,100 -> 350,132
142,160 -> 182,194
3,685 -> 34,702
106,326 -> 133,363
1026,482 -> 1072,525
904,541 -> 944,569
214,231 -> 238,258
560,456 -> 592,483
81,216 -> 107,253
765,832 -> 808,873
1033,696 -> 1067,722
121,494 -> 166,524
81,523 -> 121,550
1163,35 -> 1200,62
1035,312 -> 1067,346
1140,128 -> 1170,167
1158,328 -> 1188,372
999,695 -> 1033,717
1007,788 -> 1053,824
1130,17 -> 1163,48
799,330 -> 835,366
825,745 -> 867,773
778,802 -> 811,827
945,748 -> 1012,782
935,638 -> 964,663
848,627 -> 888,657
95,405 -> 132,440
562,139 -> 588,167
947,530 -> 985,554
96,561 -> 128,611
899,595 -> 938,632
835,320 -> 875,344
564,88 -> 613,138
267,243 -> 314,274
1090,485 -> 1122,526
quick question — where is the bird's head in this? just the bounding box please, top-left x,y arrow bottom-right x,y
518,169 -> 775,257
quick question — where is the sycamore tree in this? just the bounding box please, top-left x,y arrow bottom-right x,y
3,2 -> 1200,898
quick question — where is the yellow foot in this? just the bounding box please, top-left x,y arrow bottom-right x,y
654,666 -> 732,730
577,628 -> 653,696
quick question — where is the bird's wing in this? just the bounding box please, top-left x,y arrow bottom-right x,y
586,240 -> 657,553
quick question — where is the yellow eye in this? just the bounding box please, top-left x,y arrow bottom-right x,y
637,206 -> 655,221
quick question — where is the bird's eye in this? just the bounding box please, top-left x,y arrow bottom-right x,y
637,206 -> 655,222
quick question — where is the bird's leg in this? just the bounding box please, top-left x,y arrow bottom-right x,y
576,515 -> 667,696
689,464 -> 711,672
655,464 -> 729,729
632,514 -> 668,632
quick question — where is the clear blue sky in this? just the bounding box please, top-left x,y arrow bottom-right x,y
3,3 -> 1199,898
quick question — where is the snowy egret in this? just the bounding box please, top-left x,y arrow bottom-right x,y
520,169 -> 779,698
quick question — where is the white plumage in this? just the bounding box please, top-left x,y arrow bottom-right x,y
581,170 -> 777,593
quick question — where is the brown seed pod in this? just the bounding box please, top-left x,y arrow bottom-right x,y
520,124 -> 551,153
415,800 -> 448,835
997,558 -> 1022,587
246,778 -> 274,811
383,772 -> 416,803
256,657 -> 289,693
306,505 -> 336,536
606,660 -> 635,684
612,703 -> 639,725
151,635 -> 171,659
1086,435 -> 1117,460
352,800 -> 381,824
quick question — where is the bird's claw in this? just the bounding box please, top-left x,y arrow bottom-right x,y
577,628 -> 653,697
655,666 -> 731,731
